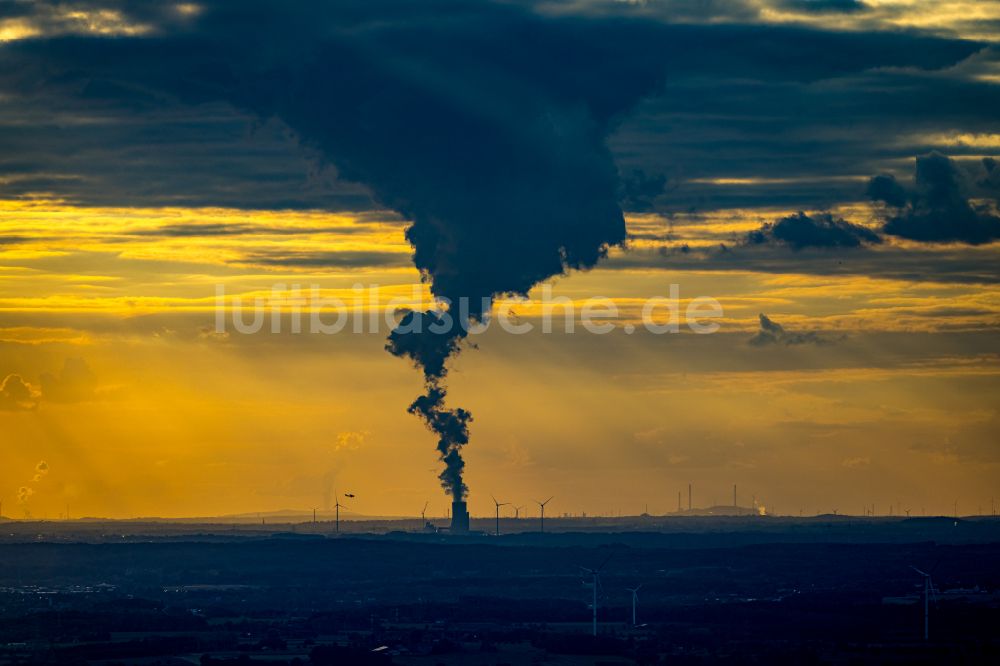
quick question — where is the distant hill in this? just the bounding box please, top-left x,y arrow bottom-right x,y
671,505 -> 762,517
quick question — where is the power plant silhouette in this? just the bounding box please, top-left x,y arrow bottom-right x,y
451,500 -> 470,533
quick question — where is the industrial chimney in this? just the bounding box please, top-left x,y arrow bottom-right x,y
451,500 -> 470,533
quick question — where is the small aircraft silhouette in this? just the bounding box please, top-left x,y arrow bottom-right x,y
344,493 -> 356,498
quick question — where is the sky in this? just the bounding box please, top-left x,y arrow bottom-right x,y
1,0 -> 998,520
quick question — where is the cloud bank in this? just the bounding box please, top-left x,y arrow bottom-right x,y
869,153 -> 1000,245
746,211 -> 882,250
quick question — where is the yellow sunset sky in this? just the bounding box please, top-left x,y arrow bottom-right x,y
2,200 -> 997,519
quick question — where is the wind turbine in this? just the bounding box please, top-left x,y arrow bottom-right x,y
911,566 -> 938,641
580,555 -> 612,636
626,584 -> 643,626
333,498 -> 349,533
514,505 -> 524,520
420,501 -> 428,529
491,496 -> 509,536
536,496 -> 554,533
311,507 -> 318,524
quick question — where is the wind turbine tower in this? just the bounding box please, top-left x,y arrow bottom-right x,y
627,584 -> 643,626
333,498 -> 349,533
491,496 -> 509,537
536,496 -> 554,533
580,557 -> 611,637
911,567 -> 937,641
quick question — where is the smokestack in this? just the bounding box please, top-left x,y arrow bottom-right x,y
451,500 -> 469,533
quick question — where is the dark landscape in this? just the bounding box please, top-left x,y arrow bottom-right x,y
1,517 -> 999,665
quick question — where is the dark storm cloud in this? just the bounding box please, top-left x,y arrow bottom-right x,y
868,153 -> 1000,245
610,47 -> 1000,212
539,0 -> 865,22
776,0 -> 868,13
749,314 -> 835,347
0,0 -> 991,216
866,174 -> 908,208
607,244 -> 1000,285
979,157 -> 1000,192
619,169 -> 670,213
3,0 -> 668,305
0,106 -> 376,210
746,211 -> 882,250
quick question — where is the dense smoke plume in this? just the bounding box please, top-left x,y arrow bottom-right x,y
215,2 -> 662,500
386,312 -> 473,498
